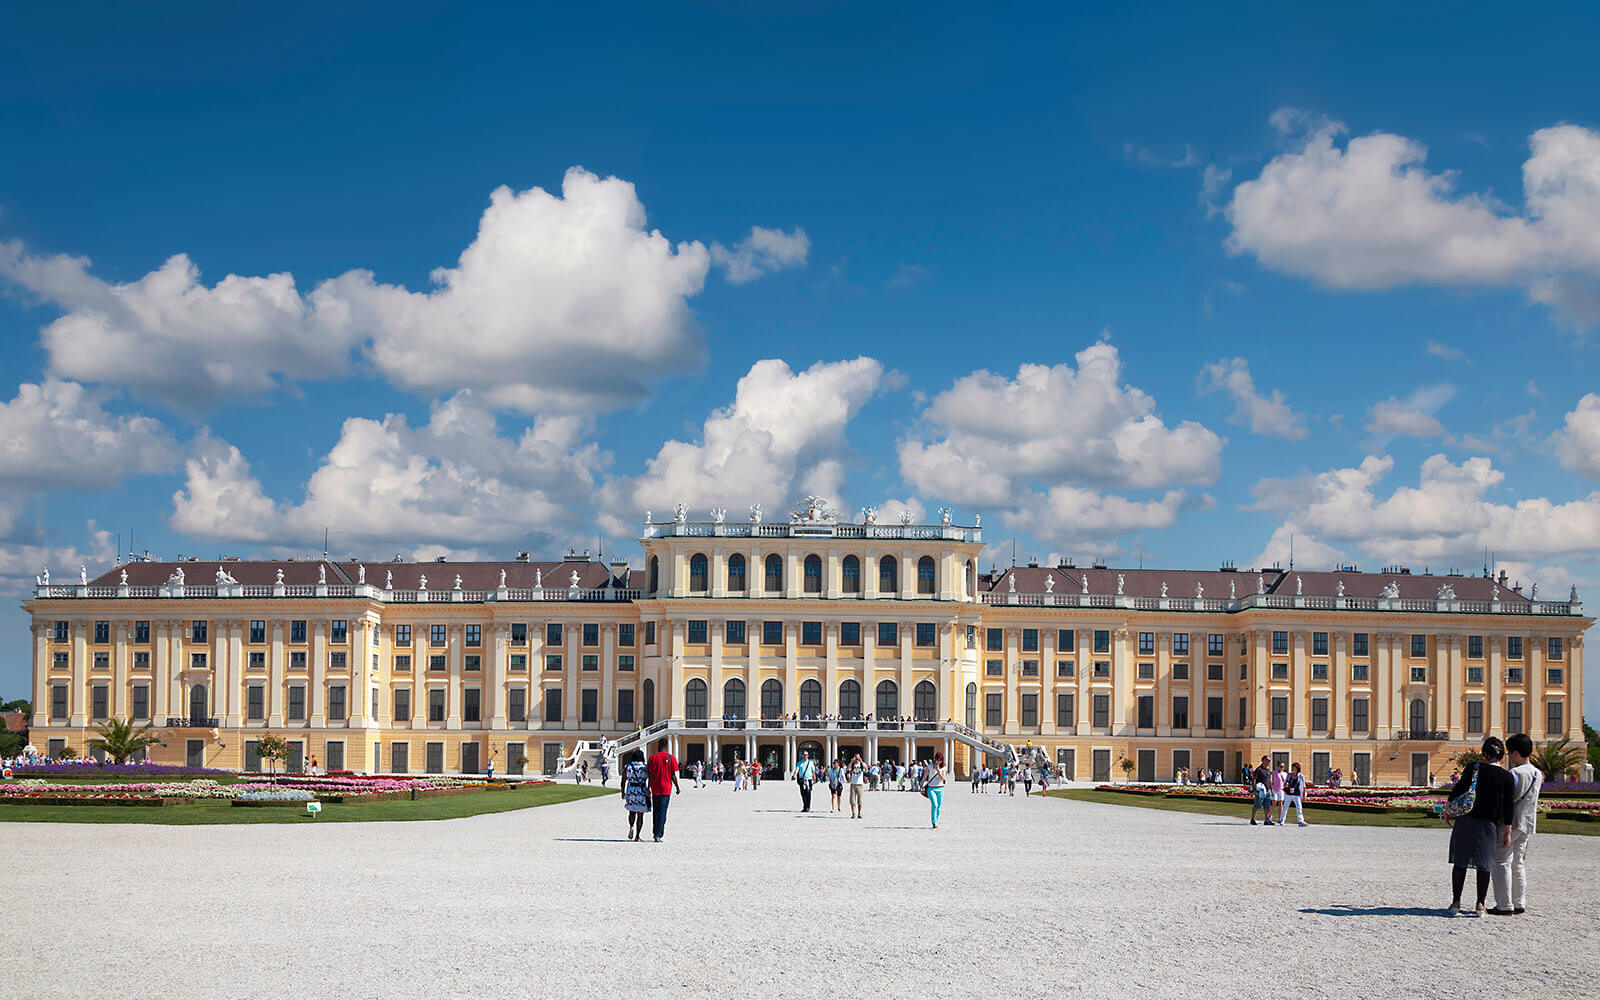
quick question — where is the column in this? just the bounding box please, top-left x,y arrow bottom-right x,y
268,622 -> 286,726
1251,631 -> 1268,739
69,620 -> 87,727
1569,636 -> 1584,740
897,624 -> 912,729
784,620 -> 799,722
1332,633 -> 1350,739
110,621 -> 129,718
31,623 -> 48,729
167,623 -> 184,725
564,622 -> 579,729
1445,635 -> 1463,740
490,623 -> 510,729
600,623 -> 616,730
1373,633 -> 1391,739
1189,631 -> 1203,738
1389,634 -> 1406,734
1076,633 -> 1089,736
445,624 -> 463,729
1113,628 -> 1132,735
1291,631 -> 1308,739
823,622 -> 839,715
709,622 -> 725,721
1487,634 -> 1503,736
1526,636 -> 1544,740
153,621 -> 172,722
226,620 -> 244,727
668,623 -> 686,722
351,619 -> 372,728
862,623 -> 877,721
1004,629 -> 1019,734
1156,632 -> 1171,736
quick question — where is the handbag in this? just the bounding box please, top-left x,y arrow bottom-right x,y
1442,764 -> 1478,820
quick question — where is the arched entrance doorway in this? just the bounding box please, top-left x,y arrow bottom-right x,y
189,684 -> 209,725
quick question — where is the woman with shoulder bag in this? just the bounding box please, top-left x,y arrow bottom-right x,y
1278,762 -> 1309,827
1443,736 -> 1515,916
926,753 -> 947,829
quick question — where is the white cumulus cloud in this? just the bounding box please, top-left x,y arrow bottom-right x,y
1196,357 -> 1308,439
0,379 -> 178,491
1552,393 -> 1600,480
709,226 -> 810,284
1365,384 -> 1455,439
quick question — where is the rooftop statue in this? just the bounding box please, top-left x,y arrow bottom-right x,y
454,574 -> 463,591
938,506 -> 952,526
168,567 -> 184,586
1229,579 -> 1236,600
120,569 -> 128,586
643,510 -> 652,524
1081,573 -> 1089,594
674,501 -> 688,524
1296,575 -> 1303,595
1337,579 -> 1345,597
749,503 -> 762,523
1117,573 -> 1124,595
1257,574 -> 1265,594
1380,581 -> 1400,599
862,505 -> 878,525
318,565 -> 327,585
1045,574 -> 1055,593
1160,581 -> 1167,598
385,570 -> 392,590
899,509 -> 913,526
1492,584 -> 1499,601
711,507 -> 727,524
534,568 -> 543,588
419,574 -> 427,590
974,513 -> 981,527
1008,573 -> 1016,593
276,568 -> 285,585
570,569 -> 580,589
79,565 -> 87,586
1572,584 -> 1580,602
1531,582 -> 1539,599
1195,582 -> 1204,599
1437,583 -> 1456,600
358,565 -> 366,584
499,569 -> 507,587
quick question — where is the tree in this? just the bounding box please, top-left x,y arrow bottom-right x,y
1585,720 -> 1600,776
1118,755 -> 1135,782
1529,737 -> 1586,782
255,733 -> 291,782
1454,747 -> 1484,770
88,718 -> 165,765
0,698 -> 32,715
57,745 -> 77,760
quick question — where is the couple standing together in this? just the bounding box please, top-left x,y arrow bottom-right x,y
621,739 -> 682,842
1444,733 -> 1543,916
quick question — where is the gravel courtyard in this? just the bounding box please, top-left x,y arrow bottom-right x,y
4,782 -> 1597,999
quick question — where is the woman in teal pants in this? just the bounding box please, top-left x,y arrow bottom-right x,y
926,753 -> 946,828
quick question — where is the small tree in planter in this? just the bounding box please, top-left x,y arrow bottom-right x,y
256,733 -> 291,783
89,718 -> 165,765
1118,755 -> 1135,783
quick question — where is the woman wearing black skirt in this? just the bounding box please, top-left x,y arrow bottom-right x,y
1445,737 -> 1515,916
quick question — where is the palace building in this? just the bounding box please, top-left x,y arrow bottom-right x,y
22,498 -> 1590,785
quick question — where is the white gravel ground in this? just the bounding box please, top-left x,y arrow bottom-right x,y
4,782 -> 1598,999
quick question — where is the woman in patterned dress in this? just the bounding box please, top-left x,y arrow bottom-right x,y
622,753 -> 650,841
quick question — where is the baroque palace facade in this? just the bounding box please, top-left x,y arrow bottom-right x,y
23,498 -> 1591,784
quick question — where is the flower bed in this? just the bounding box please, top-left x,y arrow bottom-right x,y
0,795 -> 194,806
7,761 -> 230,778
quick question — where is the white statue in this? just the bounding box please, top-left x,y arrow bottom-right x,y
1531,582 -> 1539,599
499,568 -> 507,587
276,568 -> 285,585
216,566 -> 228,585
974,513 -> 981,528
170,567 -> 184,586
318,565 -> 327,585
79,564 -> 87,585
1081,573 -> 1089,595
385,570 -> 392,590
899,509 -> 913,526
1229,579 -> 1236,600
749,503 -> 762,523
1380,581 -> 1400,599
1117,573 -> 1124,595
1045,574 -> 1055,593
1257,574 -> 1265,595
1492,583 -> 1499,601
454,574 -> 463,591
1336,579 -> 1345,597
119,569 -> 128,586
711,507 -> 727,524
570,569 -> 580,589
419,574 -> 427,590
1437,583 -> 1456,600
534,568 -> 543,588
1196,582 -> 1204,599
1160,581 -> 1168,598
1571,584 -> 1579,603
938,506 -> 952,526
1008,573 -> 1016,593
863,505 -> 878,525
1295,575 -> 1303,596
644,510 -> 653,525
358,565 -> 366,584
40,567 -> 49,586
674,501 -> 688,524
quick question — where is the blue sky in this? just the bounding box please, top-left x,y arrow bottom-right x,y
1,3 -> 1597,719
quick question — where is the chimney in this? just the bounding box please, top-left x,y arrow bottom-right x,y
610,559 -> 629,584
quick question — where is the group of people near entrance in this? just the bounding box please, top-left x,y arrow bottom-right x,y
969,762 -> 1055,796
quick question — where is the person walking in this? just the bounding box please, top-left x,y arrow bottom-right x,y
826,758 -> 844,813
486,751 -> 495,782
1278,762 -> 1309,827
1250,756 -> 1273,826
645,739 -> 681,843
848,753 -> 866,819
693,759 -> 704,789
1444,736 -> 1515,916
621,752 -> 650,842
1269,761 -> 1286,821
926,753 -> 947,829
795,750 -> 818,812
1023,764 -> 1034,797
1489,732 -> 1544,916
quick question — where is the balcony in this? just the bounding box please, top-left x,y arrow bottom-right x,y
1396,729 -> 1449,741
165,716 -> 219,728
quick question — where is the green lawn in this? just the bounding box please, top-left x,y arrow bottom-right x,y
1046,788 -> 1600,837
0,782 -> 614,825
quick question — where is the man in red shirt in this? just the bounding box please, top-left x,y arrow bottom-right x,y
645,739 -> 681,843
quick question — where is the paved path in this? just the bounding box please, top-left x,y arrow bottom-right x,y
4,782 -> 1597,998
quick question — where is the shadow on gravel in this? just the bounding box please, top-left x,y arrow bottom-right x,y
552,838 -> 635,843
1300,905 -> 1446,917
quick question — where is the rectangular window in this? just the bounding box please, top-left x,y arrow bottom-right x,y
431,624 -> 448,647
52,621 -> 68,642
93,651 -> 109,670
1021,629 -> 1039,652
546,623 -> 563,647
1352,697 -> 1369,734
325,742 -> 345,773
1312,662 -> 1328,681
1093,660 -> 1109,678
244,620 -> 264,643
50,685 -> 67,719
290,620 -> 307,643
1206,696 -> 1223,730
1207,633 -> 1225,656
986,628 -> 1003,651
465,624 -> 482,647
1410,634 -> 1427,658
1272,631 -> 1288,654
581,655 -> 598,671
1271,662 -> 1288,680
1173,633 -> 1190,655
1021,659 -> 1039,677
190,652 -> 208,670
985,692 -> 1002,727
429,655 -> 446,672
1467,665 -> 1483,684
1207,662 -> 1223,681
1352,662 -> 1369,682
329,651 -> 347,671
618,623 -> 634,647
1093,630 -> 1111,653
390,742 -> 409,773
288,686 -> 306,721
1057,659 -> 1075,678
91,685 -> 108,720
330,620 -> 348,644
428,688 -> 445,722
1172,696 -> 1189,729
1312,632 -> 1328,655
508,688 -> 526,723
1137,662 -> 1154,680
463,688 -> 480,723
1507,666 -> 1523,684
1546,700 -> 1564,734
986,659 -> 1002,677
464,655 -> 481,671
1467,635 -> 1483,658
544,689 -> 563,723
1410,666 -> 1428,683
840,621 -> 860,646
1057,692 -> 1075,727
1506,700 -> 1523,734
687,620 -> 708,644
762,621 -> 784,645
247,650 -> 265,670
393,689 -> 411,720
1092,694 -> 1110,728
1058,629 -> 1075,652
510,653 -> 527,672
510,623 -> 526,646
1311,697 -> 1328,732
1136,696 -> 1153,729
802,621 -> 823,645
1466,700 -> 1484,735
394,654 -> 412,672
915,622 -> 936,647
132,685 -> 150,720
1507,636 -> 1523,659
617,654 -> 634,672
878,622 -> 899,646
1353,632 -> 1368,656
192,620 -> 208,642
1548,637 -> 1563,660
582,624 -> 599,647
93,621 -> 111,644
644,622 -> 656,646
1239,696 -> 1247,729
726,620 -> 747,644
289,650 -> 307,671
1271,696 -> 1288,731
131,620 -> 149,643
1020,693 -> 1038,727
1172,662 -> 1189,681
1547,667 -> 1564,685
1138,632 -> 1155,655
616,689 -> 635,725
545,654 -> 562,672
581,689 -> 598,724
328,685 -> 347,721
247,685 -> 264,720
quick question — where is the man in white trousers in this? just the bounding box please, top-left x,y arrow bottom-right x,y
1489,732 -> 1543,916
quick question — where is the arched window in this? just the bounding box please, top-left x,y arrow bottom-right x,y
879,555 -> 898,593
761,678 -> 783,723
724,678 -> 746,727
189,684 -> 209,725
1409,698 -> 1428,735
876,679 -> 898,718
965,681 -> 977,728
647,556 -> 659,595
684,679 -> 707,725
803,554 -> 823,593
727,554 -> 746,592
841,555 -> 861,594
765,554 -> 784,592
917,556 -> 936,595
689,553 -> 708,592
839,679 -> 862,720
914,679 -> 936,721
642,678 -> 656,726
799,679 -> 822,724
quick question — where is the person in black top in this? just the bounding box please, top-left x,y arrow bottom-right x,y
1445,736 -> 1515,916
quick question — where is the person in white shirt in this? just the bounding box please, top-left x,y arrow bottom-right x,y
1489,732 -> 1544,916
847,754 -> 867,819
1277,762 -> 1309,827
